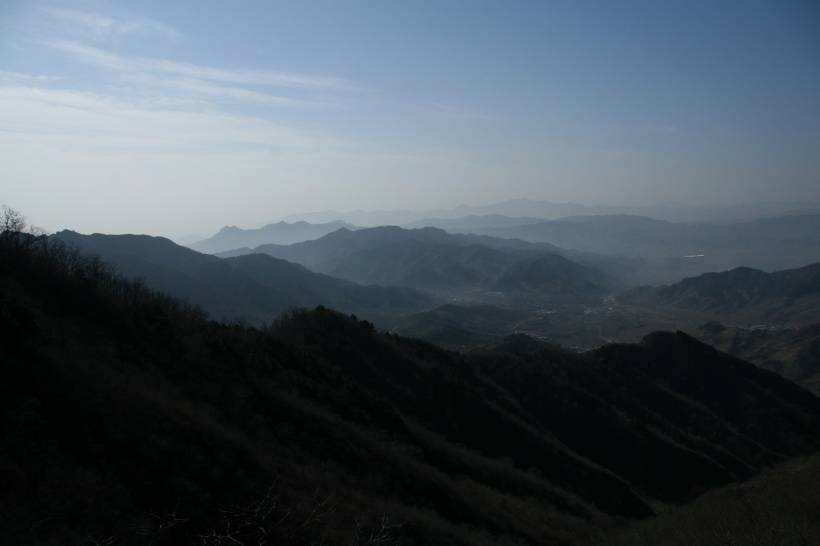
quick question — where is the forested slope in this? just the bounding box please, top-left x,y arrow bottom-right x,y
3,232 -> 820,545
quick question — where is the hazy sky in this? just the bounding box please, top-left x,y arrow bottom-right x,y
1,0 -> 819,236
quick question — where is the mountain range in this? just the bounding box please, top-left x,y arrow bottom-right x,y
439,213 -> 820,282
190,220 -> 354,254
275,199 -> 820,227
624,262 -> 820,325
5,230 -> 820,545
218,226 -> 613,301
196,212 -> 820,287
53,230 -> 433,325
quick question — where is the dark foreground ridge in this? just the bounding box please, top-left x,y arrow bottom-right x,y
3,231 -> 820,545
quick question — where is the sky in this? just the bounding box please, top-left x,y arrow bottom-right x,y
1,0 -> 819,236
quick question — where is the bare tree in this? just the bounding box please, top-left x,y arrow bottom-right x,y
0,205 -> 26,233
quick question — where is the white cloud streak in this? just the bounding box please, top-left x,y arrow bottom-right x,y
120,73 -> 303,108
0,85 -> 336,151
42,6 -> 181,39
47,40 -> 349,91
0,70 -> 60,83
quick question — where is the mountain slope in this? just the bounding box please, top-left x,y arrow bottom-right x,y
697,322 -> 820,396
4,232 -> 820,544
53,230 -> 433,324
595,451 -> 820,546
654,263 -> 820,309
191,220 -> 353,254
624,262 -> 820,325
392,304 -> 530,349
222,226 -> 612,301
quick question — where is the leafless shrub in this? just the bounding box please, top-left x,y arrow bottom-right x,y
83,535 -> 116,546
350,514 -> 404,546
133,508 -> 190,544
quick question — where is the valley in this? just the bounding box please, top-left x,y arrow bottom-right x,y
5,226 -> 820,545
6,3 -> 820,543
53,213 -> 820,398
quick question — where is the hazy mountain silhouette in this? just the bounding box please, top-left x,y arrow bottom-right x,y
625,262 -> 820,324
277,200 -> 820,227
405,214 -> 544,232
478,214 -> 820,282
220,226 -> 613,300
5,231 -> 820,545
190,220 -> 354,254
447,199 -> 820,224
53,230 -> 434,324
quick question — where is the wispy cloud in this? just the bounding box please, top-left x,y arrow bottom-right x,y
47,40 -> 349,91
2,7 -> 355,177
0,85 -> 337,151
0,70 -> 60,83
42,6 -> 181,39
121,73 -> 304,108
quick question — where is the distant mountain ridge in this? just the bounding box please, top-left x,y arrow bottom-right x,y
277,199 -> 820,226
636,263 -> 820,309
190,220 -> 354,254
623,262 -> 820,327
220,225 -> 613,301
482,213 -> 820,260
194,209 -> 820,287
53,230 -> 434,324
414,213 -> 820,284
405,214 -> 544,232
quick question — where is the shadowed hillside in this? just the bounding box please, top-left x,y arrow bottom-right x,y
53,230 -> 434,325
392,304 -> 530,349
3,230 -> 820,544
697,322 -> 820,396
592,451 -> 820,546
623,262 -> 820,325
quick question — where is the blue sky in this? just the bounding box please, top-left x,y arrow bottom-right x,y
1,0 -> 819,235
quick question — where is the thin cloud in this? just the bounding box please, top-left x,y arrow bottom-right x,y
121,73 -> 304,108
47,40 -> 349,91
42,6 -> 181,39
0,85 -> 339,151
0,70 -> 60,83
